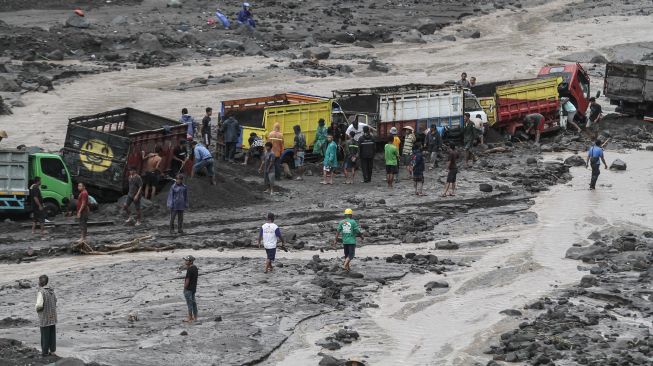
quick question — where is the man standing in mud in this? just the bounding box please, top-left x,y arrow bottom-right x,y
293,125 -> 307,181
141,146 -> 162,199
257,213 -> 286,273
586,139 -> 608,190
123,167 -> 143,226
35,274 -> 57,357
267,123 -> 284,180
333,209 -> 362,272
462,113 -> 477,168
182,255 -> 198,323
442,143 -> 459,197
358,126 -> 375,183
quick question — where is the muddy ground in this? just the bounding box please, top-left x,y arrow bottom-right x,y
2,0 -> 653,365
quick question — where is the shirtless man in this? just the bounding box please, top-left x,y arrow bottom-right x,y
142,146 -> 162,199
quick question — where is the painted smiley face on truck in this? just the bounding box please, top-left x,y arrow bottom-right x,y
79,139 -> 114,173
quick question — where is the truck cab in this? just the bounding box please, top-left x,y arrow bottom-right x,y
538,63 -> 591,116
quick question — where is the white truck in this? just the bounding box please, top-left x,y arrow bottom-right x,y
333,83 -> 487,141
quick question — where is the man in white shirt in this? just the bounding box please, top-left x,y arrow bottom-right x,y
470,113 -> 485,144
345,120 -> 375,142
257,212 -> 286,273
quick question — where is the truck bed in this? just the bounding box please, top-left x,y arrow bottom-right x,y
222,93 -> 328,128
604,63 -> 653,104
0,150 -> 29,211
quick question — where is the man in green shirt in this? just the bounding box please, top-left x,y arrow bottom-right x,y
384,135 -> 399,188
333,208 -> 362,272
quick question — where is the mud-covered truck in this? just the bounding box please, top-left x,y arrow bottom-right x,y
219,93 -> 348,164
61,108 -> 187,200
333,83 -> 487,141
473,63 -> 591,137
604,62 -> 653,118
0,149 -> 73,217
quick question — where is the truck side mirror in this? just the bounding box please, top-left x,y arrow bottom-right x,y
595,90 -> 601,98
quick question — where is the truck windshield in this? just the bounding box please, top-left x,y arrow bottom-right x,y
42,158 -> 69,183
578,72 -> 590,99
464,97 -> 482,112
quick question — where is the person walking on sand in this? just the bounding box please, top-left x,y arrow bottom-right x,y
257,212 -> 286,273
322,134 -> 338,185
141,146 -> 162,199
30,177 -> 46,239
76,183 -> 90,243
384,135 -> 399,188
358,126 -> 375,183
35,274 -> 57,357
412,143 -> 425,196
343,131 -> 359,184
293,125 -> 307,181
181,255 -> 198,323
333,208 -> 362,272
586,139 -> 608,190
123,167 -> 143,226
259,142 -> 275,195
267,123 -> 284,180
167,174 -> 188,234
442,143 -> 459,197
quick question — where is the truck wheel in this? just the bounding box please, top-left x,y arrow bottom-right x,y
43,200 -> 60,218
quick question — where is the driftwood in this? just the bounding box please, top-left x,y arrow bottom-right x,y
73,235 -> 174,255
482,146 -> 513,154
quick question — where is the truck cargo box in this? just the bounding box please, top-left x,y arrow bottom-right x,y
604,62 -> 653,116
62,108 -> 186,198
0,150 -> 29,210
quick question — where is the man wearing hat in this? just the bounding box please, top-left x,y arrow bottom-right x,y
333,209 -> 362,272
0,130 -> 7,144
182,255 -> 198,323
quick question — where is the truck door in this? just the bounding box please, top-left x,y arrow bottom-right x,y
36,156 -> 72,206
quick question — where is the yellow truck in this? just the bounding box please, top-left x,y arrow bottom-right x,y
219,93 -> 346,164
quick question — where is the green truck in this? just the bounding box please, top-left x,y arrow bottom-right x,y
0,149 -> 73,217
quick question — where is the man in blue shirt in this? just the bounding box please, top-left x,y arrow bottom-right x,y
585,140 -> 608,190
190,141 -> 216,185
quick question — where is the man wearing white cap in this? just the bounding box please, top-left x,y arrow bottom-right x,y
237,2 -> 256,28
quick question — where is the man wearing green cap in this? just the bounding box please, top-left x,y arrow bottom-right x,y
333,208 -> 362,272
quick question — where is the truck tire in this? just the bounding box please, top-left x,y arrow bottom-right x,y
43,200 -> 60,218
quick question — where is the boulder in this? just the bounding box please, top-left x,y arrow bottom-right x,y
580,275 -> 598,288
526,157 -> 537,165
368,60 -> 389,73
403,29 -> 426,43
500,309 -> 523,316
424,280 -> 449,290
46,49 -> 64,61
65,14 -> 91,28
539,144 -> 553,152
319,355 -> 346,366
610,159 -> 627,170
243,39 -> 265,56
0,76 -> 21,92
436,241 -> 459,250
646,145 -> 653,151
441,35 -> 456,42
55,358 -> 86,366
111,15 -> 129,26
138,33 -> 162,52
564,154 -> 585,166
590,55 -> 609,64
167,0 -> 183,8
302,47 -> 330,60
479,183 -> 493,192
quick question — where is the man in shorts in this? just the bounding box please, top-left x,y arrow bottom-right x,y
123,167 -> 143,226
442,143 -> 459,197
333,208 -> 362,272
523,113 -> 545,144
257,212 -> 286,273
384,135 -> 399,188
293,125 -> 307,181
30,176 -> 46,239
259,142 -> 275,195
191,141 -> 216,185
587,97 -> 603,139
141,146 -> 162,199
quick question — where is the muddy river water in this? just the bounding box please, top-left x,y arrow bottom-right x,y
0,149 -> 651,366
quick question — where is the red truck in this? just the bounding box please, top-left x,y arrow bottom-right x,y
474,63 -> 591,137
62,108 -> 188,200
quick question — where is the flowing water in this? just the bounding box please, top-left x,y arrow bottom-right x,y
263,148 -> 653,365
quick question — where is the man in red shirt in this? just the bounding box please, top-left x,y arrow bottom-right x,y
76,183 -> 90,243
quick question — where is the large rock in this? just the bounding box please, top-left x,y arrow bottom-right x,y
302,47 -> 330,60
243,39 -> 265,56
590,55 -> 609,64
55,358 -> 87,366
580,275 -> 598,288
424,280 -> 449,290
318,355 -> 346,366
368,60 -> 389,72
0,76 -> 21,92
46,49 -> 64,61
610,159 -> 627,170
479,183 -> 493,192
65,14 -> 91,28
0,96 -> 12,115
138,33 -> 162,52
565,243 -> 607,262
564,154 -> 585,166
403,29 -> 426,43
